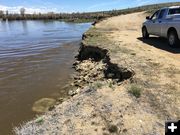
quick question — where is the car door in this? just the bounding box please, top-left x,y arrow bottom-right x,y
148,10 -> 160,35
155,9 -> 166,36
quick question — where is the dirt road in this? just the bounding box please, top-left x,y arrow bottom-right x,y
96,12 -> 180,62
16,12 -> 180,135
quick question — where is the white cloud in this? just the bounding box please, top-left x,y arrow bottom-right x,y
0,4 -> 58,14
136,0 -> 157,6
88,0 -> 123,10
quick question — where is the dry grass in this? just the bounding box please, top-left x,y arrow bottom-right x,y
128,84 -> 142,98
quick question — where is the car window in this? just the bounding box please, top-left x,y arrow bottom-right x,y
158,9 -> 166,19
151,10 -> 160,20
168,8 -> 180,15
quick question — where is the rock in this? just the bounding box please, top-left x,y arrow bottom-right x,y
73,61 -> 80,66
107,73 -> 115,78
57,98 -> 64,102
76,88 -> 81,93
81,87 -> 96,94
56,97 -> 65,105
48,106 -> 55,111
92,21 -> 97,26
70,82 -> 75,86
122,129 -> 127,133
108,125 -> 118,133
68,90 -> 77,96
82,33 -> 87,40
73,76 -> 80,80
32,98 -> 56,113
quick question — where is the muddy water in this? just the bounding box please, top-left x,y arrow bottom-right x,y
0,20 -> 91,135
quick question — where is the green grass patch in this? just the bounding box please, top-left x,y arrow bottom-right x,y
128,84 -> 142,98
89,82 -> 104,90
94,82 -> 103,89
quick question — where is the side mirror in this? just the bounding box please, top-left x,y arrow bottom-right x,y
146,16 -> 150,20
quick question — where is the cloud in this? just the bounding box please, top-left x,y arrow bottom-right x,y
136,0 -> 157,6
88,0 -> 123,10
0,4 -> 58,14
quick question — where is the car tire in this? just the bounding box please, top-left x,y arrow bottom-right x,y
142,27 -> 149,39
168,30 -> 179,47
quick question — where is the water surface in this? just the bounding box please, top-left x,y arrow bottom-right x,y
0,20 -> 91,135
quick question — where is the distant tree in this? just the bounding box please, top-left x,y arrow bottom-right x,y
6,10 -> 8,16
20,8 -> 25,17
0,10 -> 3,18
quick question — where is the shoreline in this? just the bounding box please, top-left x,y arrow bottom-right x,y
0,18 -> 95,24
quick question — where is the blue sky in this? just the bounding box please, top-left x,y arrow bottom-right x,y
0,0 -> 179,13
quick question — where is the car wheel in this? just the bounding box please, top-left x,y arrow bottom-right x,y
142,27 -> 149,39
168,31 -> 179,47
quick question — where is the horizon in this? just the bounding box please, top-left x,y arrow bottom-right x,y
0,0 -> 180,14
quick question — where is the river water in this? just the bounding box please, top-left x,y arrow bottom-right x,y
0,20 -> 91,135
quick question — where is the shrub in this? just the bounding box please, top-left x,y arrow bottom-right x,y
128,84 -> 142,98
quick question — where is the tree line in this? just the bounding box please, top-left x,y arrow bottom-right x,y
0,8 -> 111,22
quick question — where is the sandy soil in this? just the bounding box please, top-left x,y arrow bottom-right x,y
96,12 -> 180,61
15,12 -> 180,135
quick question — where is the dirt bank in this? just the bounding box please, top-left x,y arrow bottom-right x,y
15,12 -> 180,135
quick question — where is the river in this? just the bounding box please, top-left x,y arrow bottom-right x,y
0,20 -> 91,135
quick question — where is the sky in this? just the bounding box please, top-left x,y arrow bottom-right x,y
0,0 -> 179,13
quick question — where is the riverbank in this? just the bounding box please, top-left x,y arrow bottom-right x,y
15,12 -> 180,135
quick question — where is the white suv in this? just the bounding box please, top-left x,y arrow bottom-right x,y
142,6 -> 180,47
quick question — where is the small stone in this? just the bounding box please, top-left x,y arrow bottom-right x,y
76,88 -> 81,93
123,129 -> 127,132
48,106 -> 55,111
68,90 -> 77,96
107,73 -> 114,78
57,98 -> 64,102
108,125 -> 118,133
32,98 -> 56,113
102,127 -> 106,131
